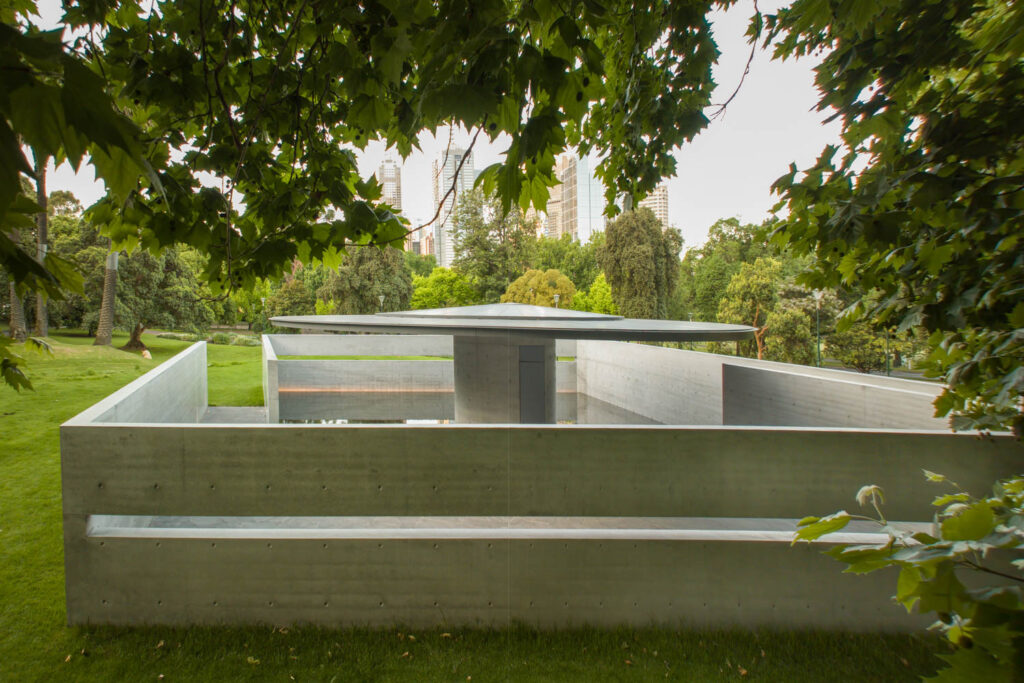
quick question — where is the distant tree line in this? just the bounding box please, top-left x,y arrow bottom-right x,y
2,187 -> 923,372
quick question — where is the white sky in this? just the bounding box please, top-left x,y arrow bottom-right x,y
39,0 -> 840,249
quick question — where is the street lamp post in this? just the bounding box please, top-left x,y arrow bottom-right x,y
553,293 -> 560,308
885,328 -> 891,376
814,290 -> 823,367
378,294 -> 385,312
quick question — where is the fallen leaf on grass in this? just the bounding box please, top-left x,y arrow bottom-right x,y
441,633 -> 451,638
739,666 -> 748,676
247,656 -> 260,665
156,640 -> 164,649
400,651 -> 410,659
64,655 -> 71,663
625,659 -> 632,665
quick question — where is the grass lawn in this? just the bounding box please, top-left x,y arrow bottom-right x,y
0,330 -> 946,681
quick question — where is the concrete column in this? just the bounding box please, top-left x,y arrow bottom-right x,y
453,334 -> 556,423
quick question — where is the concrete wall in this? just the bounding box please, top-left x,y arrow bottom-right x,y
576,340 -> 946,428
66,342 -> 207,424
265,335 -> 576,423
723,364 -> 947,429
61,417 -> 1022,629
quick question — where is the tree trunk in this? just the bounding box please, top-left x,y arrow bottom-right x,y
121,322 -> 147,351
755,328 -> 766,360
33,151 -> 48,337
8,282 -> 28,342
94,250 -> 119,345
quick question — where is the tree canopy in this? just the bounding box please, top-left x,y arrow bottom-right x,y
451,189 -> 536,303
599,207 -> 681,319
317,247 -> 412,315
767,0 -> 1024,433
410,267 -> 477,310
501,268 -> 575,308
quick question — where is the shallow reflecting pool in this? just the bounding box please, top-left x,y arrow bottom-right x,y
279,391 -> 659,425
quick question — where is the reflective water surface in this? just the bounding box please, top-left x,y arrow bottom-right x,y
279,391 -> 659,425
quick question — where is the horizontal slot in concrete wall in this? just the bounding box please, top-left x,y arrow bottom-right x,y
66,527 -> 922,629
65,342 -> 207,424
62,421 -> 1021,627
723,364 -> 948,429
268,334 -> 578,358
267,333 -> 455,357
577,341 -> 944,427
279,360 -> 454,392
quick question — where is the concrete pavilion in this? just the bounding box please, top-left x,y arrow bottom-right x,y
271,303 -> 756,424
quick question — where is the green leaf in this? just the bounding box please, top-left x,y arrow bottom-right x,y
929,646 -> 1011,683
941,504 -> 996,542
896,566 -> 922,612
91,145 -> 143,201
793,511 -> 851,544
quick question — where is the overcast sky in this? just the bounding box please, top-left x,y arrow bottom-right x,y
39,0 -> 840,250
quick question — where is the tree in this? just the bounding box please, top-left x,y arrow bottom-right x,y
532,233 -> 602,293
404,252 -> 437,279
316,247 -> 412,314
501,269 -> 575,308
32,150 -> 48,337
4,1 -> 722,388
452,189 -> 536,303
599,208 -> 682,319
764,308 -> 814,366
114,248 -> 214,350
47,190 -> 82,217
769,2 -> 1024,677
410,268 -> 477,310
572,272 -> 618,315
768,0 -> 1023,433
265,278 -> 315,320
717,258 -> 782,359
92,248 -> 118,345
826,322 -> 888,373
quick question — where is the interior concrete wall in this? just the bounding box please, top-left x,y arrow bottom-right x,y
262,336 -> 279,423
61,421 -> 1021,628
65,342 -> 207,425
264,334 -> 577,422
723,364 -> 947,429
576,340 -> 946,428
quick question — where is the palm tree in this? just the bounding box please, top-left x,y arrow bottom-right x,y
33,151 -> 49,337
93,245 -> 118,346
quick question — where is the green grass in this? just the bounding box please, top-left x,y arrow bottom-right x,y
0,330 -> 946,681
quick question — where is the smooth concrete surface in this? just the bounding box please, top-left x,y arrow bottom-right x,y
576,340 -> 946,427
65,342 -> 207,425
62,336 -> 1020,630
60,422 -> 1021,628
65,524 -> 926,629
453,335 -> 556,423
272,303 -> 756,342
267,333 -> 455,357
723,364 -> 947,429
264,335 -> 575,424
201,407 -> 268,424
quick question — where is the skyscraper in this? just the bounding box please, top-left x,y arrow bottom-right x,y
432,145 -> 475,267
638,181 -> 669,228
544,155 -> 568,238
378,154 -> 414,251
557,152 -> 605,243
378,154 -> 402,212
